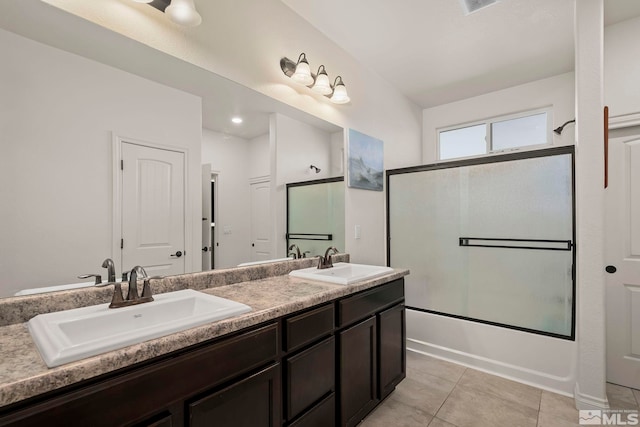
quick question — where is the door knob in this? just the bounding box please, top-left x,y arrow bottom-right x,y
171,251 -> 183,258
202,247 -> 208,252
605,265 -> 617,274
252,243 -> 255,247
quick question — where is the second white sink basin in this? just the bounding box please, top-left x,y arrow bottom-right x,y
28,289 -> 251,368
289,263 -> 394,285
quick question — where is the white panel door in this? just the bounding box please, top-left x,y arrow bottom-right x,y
250,180 -> 271,261
121,142 -> 186,277
606,133 -> 640,389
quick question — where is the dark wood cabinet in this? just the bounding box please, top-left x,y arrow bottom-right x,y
337,279 -> 406,427
188,363 -> 281,427
338,316 -> 378,427
378,304 -> 406,400
0,278 -> 405,427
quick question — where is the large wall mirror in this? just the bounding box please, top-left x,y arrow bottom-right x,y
0,2 -> 344,298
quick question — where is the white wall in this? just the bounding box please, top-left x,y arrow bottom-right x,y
201,129 -> 253,268
605,15 -> 640,120
422,72 -> 576,163
409,72 -> 578,395
0,29 -> 202,297
248,133 -> 270,179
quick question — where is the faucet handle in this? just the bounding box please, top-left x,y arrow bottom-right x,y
141,276 -> 162,300
303,251 -> 311,258
108,283 -> 125,308
78,274 -> 102,285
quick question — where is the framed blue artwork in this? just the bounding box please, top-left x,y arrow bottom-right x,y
348,129 -> 384,191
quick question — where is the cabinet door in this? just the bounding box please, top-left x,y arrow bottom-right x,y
286,336 -> 335,420
378,304 -> 406,400
188,364 -> 281,427
338,316 -> 377,427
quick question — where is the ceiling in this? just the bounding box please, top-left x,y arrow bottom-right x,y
281,0 -> 640,109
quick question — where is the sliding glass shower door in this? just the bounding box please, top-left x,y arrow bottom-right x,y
387,147 -> 574,338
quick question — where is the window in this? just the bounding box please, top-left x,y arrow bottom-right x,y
438,109 -> 550,160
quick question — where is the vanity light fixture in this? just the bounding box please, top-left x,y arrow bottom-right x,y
161,0 -> 202,27
280,53 -> 351,104
311,65 -> 332,95
140,0 -> 202,27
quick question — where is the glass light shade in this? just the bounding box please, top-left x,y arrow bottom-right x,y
166,0 -> 202,27
312,70 -> 332,95
292,60 -> 314,86
330,81 -> 350,104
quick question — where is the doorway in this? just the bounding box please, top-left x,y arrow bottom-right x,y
606,130 -> 640,390
116,139 -> 187,277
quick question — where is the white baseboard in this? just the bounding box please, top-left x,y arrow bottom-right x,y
574,383 -> 610,410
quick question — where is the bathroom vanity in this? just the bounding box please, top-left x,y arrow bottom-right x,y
0,259 -> 407,427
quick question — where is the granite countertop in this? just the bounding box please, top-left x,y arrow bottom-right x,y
0,267 -> 408,409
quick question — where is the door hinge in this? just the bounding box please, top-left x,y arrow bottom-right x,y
121,238 -> 124,249
120,159 -> 124,170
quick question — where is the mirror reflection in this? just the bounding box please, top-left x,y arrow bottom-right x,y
0,10 -> 343,298
287,178 -> 345,259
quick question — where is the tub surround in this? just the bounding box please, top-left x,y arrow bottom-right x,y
0,255 -> 409,409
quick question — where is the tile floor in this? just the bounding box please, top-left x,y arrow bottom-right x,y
360,351 -> 640,427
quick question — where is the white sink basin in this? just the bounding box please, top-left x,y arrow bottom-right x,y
289,263 -> 394,285
28,289 -> 251,368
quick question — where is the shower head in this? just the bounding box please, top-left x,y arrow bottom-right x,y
310,165 -> 321,174
553,119 -> 576,135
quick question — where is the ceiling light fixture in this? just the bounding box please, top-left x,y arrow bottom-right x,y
165,0 -> 202,27
231,117 -> 243,124
280,53 -> 351,105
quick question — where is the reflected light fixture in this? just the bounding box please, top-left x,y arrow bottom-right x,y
280,53 -> 351,104
165,0 -> 202,27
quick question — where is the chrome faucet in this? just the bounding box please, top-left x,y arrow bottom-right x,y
317,247 -> 339,269
288,244 -> 302,259
101,258 -> 116,283
109,266 -> 155,309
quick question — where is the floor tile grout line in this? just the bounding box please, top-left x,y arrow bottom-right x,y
432,366 -> 468,422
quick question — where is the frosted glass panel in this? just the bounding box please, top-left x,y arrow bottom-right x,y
388,151 -> 574,337
288,180 -> 345,257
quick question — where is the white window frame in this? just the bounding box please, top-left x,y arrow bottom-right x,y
437,107 -> 553,161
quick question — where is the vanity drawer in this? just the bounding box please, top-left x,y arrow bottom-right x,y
288,393 -> 335,427
286,336 -> 335,421
338,279 -> 404,327
284,303 -> 334,352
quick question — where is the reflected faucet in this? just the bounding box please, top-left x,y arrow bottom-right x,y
288,244 -> 302,259
317,247 -> 339,269
101,258 -> 116,283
